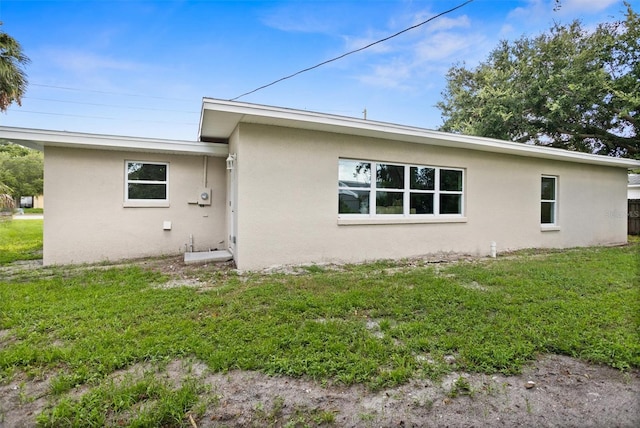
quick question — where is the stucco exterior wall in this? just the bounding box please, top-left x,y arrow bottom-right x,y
43,147 -> 227,265
233,123 -> 628,270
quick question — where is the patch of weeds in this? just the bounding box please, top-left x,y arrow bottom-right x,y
301,264 -> 326,274
359,412 -> 376,422
411,395 -> 434,410
254,396 -> 338,427
253,395 -> 286,426
313,409 -> 337,424
525,396 -> 533,414
37,371 -> 207,427
283,406 -> 337,427
447,375 -> 474,398
18,381 -> 35,404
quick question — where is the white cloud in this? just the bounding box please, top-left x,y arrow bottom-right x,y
357,59 -> 413,89
508,0 -> 621,22
561,0 -> 619,13
260,3 -> 346,34
414,31 -> 482,63
422,14 -> 471,33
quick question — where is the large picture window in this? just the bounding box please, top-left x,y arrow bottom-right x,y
541,175 -> 557,225
338,159 -> 464,217
125,161 -> 169,207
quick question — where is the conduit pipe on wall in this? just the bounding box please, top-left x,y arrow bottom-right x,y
203,156 -> 208,188
490,241 -> 497,258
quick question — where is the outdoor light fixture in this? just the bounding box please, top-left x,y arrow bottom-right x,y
226,153 -> 236,170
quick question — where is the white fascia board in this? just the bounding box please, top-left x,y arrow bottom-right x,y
201,98 -> 640,169
0,126 -> 228,157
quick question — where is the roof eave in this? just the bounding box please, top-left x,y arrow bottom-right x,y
0,126 -> 229,157
200,98 -> 640,169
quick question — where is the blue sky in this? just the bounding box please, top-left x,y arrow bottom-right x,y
0,0 -> 631,140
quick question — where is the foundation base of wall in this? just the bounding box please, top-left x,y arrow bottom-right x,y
184,250 -> 233,265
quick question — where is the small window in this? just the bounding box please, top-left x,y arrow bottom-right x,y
541,176 -> 557,225
125,161 -> 169,207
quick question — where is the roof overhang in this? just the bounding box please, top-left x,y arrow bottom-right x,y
199,98 -> 640,169
0,126 -> 229,157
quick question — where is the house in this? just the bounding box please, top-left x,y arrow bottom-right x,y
19,195 -> 44,209
629,174 -> 640,199
1,99 -> 639,270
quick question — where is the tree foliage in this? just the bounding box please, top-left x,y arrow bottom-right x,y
0,143 -> 43,201
437,3 -> 639,158
0,22 -> 30,112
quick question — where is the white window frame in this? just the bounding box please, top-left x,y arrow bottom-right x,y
540,175 -> 558,228
124,160 -> 170,208
338,159 -> 465,224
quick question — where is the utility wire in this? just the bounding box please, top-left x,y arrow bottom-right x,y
230,0 -> 474,101
32,83 -> 194,102
24,96 -> 199,114
11,109 -> 197,126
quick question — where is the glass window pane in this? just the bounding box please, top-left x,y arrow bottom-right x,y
440,169 -> 462,191
410,167 -> 435,190
541,202 -> 555,224
338,160 -> 371,188
376,191 -> 403,214
339,190 -> 370,214
376,164 -> 404,189
410,193 -> 434,214
128,163 -> 166,181
541,177 -> 555,200
128,184 -> 167,200
440,194 -> 462,214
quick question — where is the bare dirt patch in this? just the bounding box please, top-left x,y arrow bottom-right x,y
2,355 -> 637,427
196,355 -> 639,427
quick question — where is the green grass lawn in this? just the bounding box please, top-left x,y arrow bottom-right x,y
0,228 -> 638,426
0,219 -> 43,264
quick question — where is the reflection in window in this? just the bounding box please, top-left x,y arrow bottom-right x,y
338,159 -> 464,217
541,176 -> 557,225
376,191 -> 403,214
338,161 -> 371,214
377,164 -> 404,189
125,161 -> 169,202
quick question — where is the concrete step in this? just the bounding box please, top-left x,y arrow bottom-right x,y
184,250 -> 233,265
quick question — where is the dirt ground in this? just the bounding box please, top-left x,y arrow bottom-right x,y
1,256 -> 639,427
1,354 -> 638,427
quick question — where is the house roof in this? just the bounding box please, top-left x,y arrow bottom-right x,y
0,126 -> 229,157
629,174 -> 640,187
200,98 -> 640,169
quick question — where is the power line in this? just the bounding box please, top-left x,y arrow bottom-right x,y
230,0 -> 474,101
31,83 -> 194,102
10,109 -> 198,126
24,96 -> 199,114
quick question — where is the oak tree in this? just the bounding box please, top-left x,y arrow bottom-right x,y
437,3 -> 639,158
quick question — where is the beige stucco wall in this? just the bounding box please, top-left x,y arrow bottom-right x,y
43,147 -> 227,265
232,123 -> 628,270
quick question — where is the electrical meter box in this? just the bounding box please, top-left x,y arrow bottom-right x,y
198,188 -> 212,206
